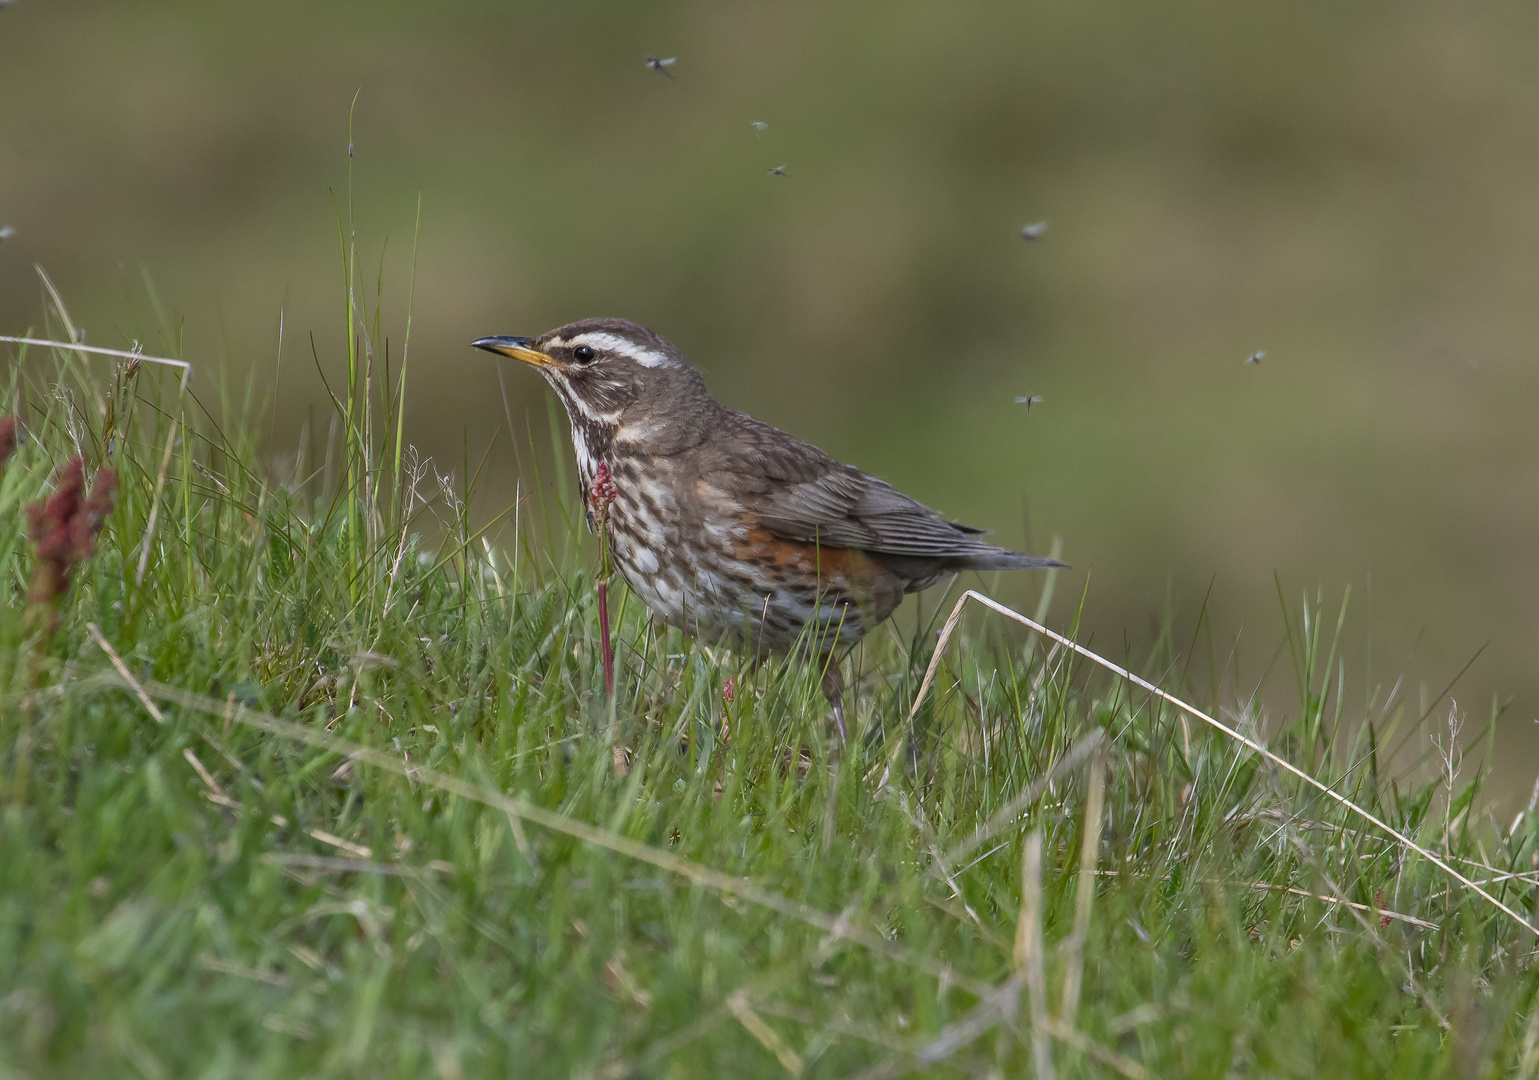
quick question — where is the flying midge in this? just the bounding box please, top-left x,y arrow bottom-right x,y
1021,221 -> 1048,241
1014,395 -> 1045,411
751,121 -> 768,136
645,56 -> 677,77
0,225 -> 14,241
767,164 -> 789,177
1245,350 -> 1265,365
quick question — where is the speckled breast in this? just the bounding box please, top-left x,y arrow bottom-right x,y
592,454 -> 902,659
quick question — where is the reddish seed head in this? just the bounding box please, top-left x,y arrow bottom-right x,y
26,457 -> 85,606
0,415 -> 17,469
73,467 -> 117,558
590,461 -> 618,511
722,675 -> 735,705
25,456 -> 117,619
590,461 -> 619,529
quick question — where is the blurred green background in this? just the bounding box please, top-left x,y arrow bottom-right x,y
3,2 -> 1537,797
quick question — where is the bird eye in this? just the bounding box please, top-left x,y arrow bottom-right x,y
572,345 -> 596,364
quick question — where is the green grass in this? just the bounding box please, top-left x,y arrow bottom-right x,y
4,308 -> 1539,1080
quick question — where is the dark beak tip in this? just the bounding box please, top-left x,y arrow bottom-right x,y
472,335 -> 534,353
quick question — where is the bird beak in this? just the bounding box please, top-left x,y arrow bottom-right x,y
472,336 -> 557,368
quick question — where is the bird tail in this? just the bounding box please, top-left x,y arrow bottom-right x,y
947,549 -> 1067,572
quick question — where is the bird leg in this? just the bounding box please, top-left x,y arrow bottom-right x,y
820,663 -> 847,747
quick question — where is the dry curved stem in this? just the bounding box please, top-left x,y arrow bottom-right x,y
906,589 -> 1538,936
0,335 -> 193,391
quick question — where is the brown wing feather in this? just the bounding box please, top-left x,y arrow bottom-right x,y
703,411 -> 1061,570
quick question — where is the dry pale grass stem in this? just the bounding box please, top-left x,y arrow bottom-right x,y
1060,745 -> 1106,1025
728,990 -> 804,1076
1015,831 -> 1053,1080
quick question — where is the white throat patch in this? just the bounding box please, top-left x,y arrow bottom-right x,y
564,332 -> 672,369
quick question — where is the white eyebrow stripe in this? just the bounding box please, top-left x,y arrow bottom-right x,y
568,332 -> 671,368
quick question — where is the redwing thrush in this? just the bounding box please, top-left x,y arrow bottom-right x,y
473,318 -> 1063,738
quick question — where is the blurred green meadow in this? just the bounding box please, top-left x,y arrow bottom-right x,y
3,1 -> 1539,796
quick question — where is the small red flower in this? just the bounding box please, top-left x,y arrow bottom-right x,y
722,675 -> 736,705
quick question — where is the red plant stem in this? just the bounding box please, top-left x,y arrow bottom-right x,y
597,580 -> 614,698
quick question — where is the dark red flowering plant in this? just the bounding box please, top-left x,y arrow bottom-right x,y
24,455 -> 117,640
0,415 -> 16,470
10,445 -> 115,806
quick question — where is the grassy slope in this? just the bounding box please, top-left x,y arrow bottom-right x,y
3,340 -> 1539,1080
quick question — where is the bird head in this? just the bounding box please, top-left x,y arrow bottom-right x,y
473,317 -> 716,454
